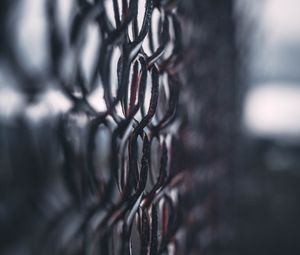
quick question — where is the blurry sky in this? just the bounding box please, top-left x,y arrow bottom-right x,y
244,0 -> 300,139
251,0 -> 300,83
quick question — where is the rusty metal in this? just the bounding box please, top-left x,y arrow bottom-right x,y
40,0 -> 184,254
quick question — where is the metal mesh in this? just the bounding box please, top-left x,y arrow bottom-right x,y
0,1 -> 239,255
43,0 -> 183,254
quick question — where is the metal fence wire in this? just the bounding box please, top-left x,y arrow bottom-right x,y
43,0 -> 183,254
0,0 -> 238,254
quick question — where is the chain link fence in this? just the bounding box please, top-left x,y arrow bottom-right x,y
0,0 -> 238,255
0,0 -> 186,254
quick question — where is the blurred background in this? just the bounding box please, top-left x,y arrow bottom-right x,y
238,0 -> 300,254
